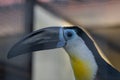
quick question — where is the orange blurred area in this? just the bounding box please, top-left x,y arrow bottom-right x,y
41,0 -> 120,27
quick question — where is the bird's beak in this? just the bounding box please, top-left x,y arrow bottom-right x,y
8,27 -> 66,58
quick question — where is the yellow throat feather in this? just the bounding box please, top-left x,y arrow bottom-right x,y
70,55 -> 95,80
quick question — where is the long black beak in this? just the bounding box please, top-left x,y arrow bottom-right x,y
8,27 -> 66,58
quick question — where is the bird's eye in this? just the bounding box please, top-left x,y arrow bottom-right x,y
64,29 -> 75,40
66,31 -> 73,38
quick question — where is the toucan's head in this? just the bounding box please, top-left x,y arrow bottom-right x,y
8,26 -> 88,58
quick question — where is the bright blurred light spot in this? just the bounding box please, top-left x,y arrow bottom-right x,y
0,0 -> 25,6
38,0 -> 52,3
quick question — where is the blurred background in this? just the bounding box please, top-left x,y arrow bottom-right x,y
0,0 -> 120,80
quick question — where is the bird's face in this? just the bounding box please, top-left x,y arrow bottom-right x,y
7,27 -> 78,58
8,26 -> 98,80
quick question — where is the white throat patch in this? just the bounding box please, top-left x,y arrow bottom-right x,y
64,33 -> 98,80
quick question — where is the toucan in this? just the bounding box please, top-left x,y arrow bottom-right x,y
8,26 -> 120,80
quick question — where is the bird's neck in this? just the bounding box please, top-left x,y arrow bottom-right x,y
65,40 -> 98,80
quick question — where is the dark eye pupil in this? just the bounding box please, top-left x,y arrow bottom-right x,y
67,32 -> 73,37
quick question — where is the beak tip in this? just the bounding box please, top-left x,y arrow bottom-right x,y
7,53 -> 13,59
7,48 -> 20,59
7,51 -> 15,59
